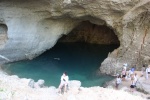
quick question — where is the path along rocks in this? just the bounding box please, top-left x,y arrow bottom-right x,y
106,71 -> 150,99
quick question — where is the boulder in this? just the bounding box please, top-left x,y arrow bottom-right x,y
136,79 -> 150,94
36,79 -> 45,88
69,80 -> 81,89
28,79 -> 45,88
28,79 -> 35,88
34,79 -> 45,88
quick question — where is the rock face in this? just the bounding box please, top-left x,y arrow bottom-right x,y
0,71 -> 145,100
0,0 -> 150,74
0,24 -> 7,48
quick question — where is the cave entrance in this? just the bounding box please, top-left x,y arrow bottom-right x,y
2,21 -> 120,87
0,24 -> 8,47
58,21 -> 120,45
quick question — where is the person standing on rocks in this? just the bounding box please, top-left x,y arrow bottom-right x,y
58,72 -> 69,94
134,73 -> 138,87
115,75 -> 121,90
141,64 -> 146,77
146,65 -> 150,79
123,63 -> 128,71
128,66 -> 135,78
121,68 -> 126,81
130,74 -> 136,92
131,66 -> 136,73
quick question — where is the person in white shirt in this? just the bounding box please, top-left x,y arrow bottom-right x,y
58,72 -> 69,93
116,75 -> 121,89
141,64 -> 146,77
134,73 -> 138,86
123,63 -> 128,71
146,65 -> 150,79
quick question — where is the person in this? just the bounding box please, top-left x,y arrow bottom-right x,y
131,66 -> 135,72
141,64 -> 146,77
116,75 -> 121,89
146,65 -> 150,79
121,68 -> 126,81
123,63 -> 128,71
130,74 -> 136,92
128,66 -> 135,78
134,73 -> 138,87
58,72 -> 69,94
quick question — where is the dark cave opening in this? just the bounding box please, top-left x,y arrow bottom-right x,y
58,21 -> 120,45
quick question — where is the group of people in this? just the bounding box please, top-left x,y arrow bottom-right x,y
140,64 -> 150,80
58,64 -> 150,94
115,63 -> 150,92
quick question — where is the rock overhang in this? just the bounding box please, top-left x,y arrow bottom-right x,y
0,0 -> 150,75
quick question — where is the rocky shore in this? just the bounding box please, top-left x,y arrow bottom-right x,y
105,71 -> 150,99
0,67 -> 146,100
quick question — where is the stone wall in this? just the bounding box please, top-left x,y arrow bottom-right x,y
0,0 -> 150,75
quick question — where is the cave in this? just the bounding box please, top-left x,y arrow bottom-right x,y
2,21 -> 120,87
58,21 -> 120,45
0,0 -> 150,99
0,24 -> 8,46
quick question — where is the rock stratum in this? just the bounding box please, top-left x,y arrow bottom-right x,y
0,0 -> 150,74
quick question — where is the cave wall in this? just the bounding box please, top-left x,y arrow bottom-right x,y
100,0 -> 150,74
0,24 -> 7,48
0,0 -> 150,75
0,0 -> 79,63
59,21 -> 120,45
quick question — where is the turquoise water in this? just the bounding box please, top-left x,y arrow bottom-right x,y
2,43 -> 118,87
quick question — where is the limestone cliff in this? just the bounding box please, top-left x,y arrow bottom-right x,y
0,0 -> 150,74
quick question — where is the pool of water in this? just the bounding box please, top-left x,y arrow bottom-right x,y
2,42 -> 118,87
